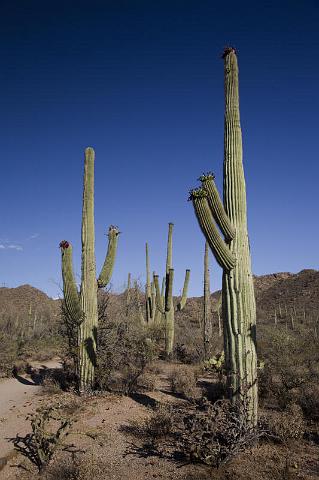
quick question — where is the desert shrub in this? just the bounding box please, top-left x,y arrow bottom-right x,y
176,398 -> 259,467
257,363 -> 275,405
131,404 -> 175,440
260,403 -> 305,442
204,379 -> 227,404
0,331 -> 19,377
41,377 -> 65,395
12,359 -> 30,376
169,365 -> 199,400
298,383 -> 319,421
96,315 -> 158,394
125,398 -> 261,468
258,325 -> 319,414
135,372 -> 157,392
174,341 -> 202,364
0,327 -> 63,378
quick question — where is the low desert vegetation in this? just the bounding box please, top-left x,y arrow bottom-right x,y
0,287 -> 62,378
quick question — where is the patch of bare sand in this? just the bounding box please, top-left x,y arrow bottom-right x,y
0,359 -> 61,468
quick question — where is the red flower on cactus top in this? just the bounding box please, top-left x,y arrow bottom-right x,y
59,240 -> 70,249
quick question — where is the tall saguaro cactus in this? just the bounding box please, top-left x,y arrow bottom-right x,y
60,147 -> 119,391
203,241 -> 212,360
189,48 -> 257,426
154,223 -> 190,356
145,243 -> 156,323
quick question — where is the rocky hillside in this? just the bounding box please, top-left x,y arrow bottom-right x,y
179,269 -> 319,328
254,269 -> 319,324
0,284 -> 60,335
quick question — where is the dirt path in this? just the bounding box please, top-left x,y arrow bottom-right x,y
0,359 -> 61,463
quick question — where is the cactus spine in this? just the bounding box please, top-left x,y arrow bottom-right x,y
203,241 -> 212,359
154,223 -> 190,356
190,48 -> 257,426
60,147 -> 119,391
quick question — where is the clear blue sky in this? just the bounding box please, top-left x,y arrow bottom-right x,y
0,0 -> 318,298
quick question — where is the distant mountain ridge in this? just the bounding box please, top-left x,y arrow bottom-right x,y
0,284 -> 60,328
183,269 -> 319,327
0,269 -> 318,327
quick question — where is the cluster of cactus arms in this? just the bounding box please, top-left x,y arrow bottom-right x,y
153,223 -> 190,356
203,241 -> 212,360
189,48 -> 258,427
59,147 -> 120,391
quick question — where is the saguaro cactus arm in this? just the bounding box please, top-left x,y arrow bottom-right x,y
151,274 -> 156,321
166,223 -> 173,273
189,188 -> 236,271
154,274 -> 164,314
177,269 -> 190,311
199,173 -> 235,242
97,226 -> 120,287
60,241 -> 83,325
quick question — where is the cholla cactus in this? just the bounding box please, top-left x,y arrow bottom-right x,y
189,48 -> 257,426
60,148 -> 119,391
154,223 -> 190,356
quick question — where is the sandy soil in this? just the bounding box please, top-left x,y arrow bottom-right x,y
0,359 -> 61,465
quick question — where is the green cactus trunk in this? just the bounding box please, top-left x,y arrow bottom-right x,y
145,243 -> 156,323
222,49 -> 257,426
154,223 -> 190,357
190,49 -> 257,427
165,223 -> 174,355
60,147 -> 119,392
79,147 -> 98,390
203,241 -> 212,360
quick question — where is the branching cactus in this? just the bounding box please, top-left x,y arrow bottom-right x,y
203,241 -> 212,360
189,48 -> 257,427
59,147 -> 120,391
153,223 -> 190,356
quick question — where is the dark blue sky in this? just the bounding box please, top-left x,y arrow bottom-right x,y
1,0 -> 318,298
